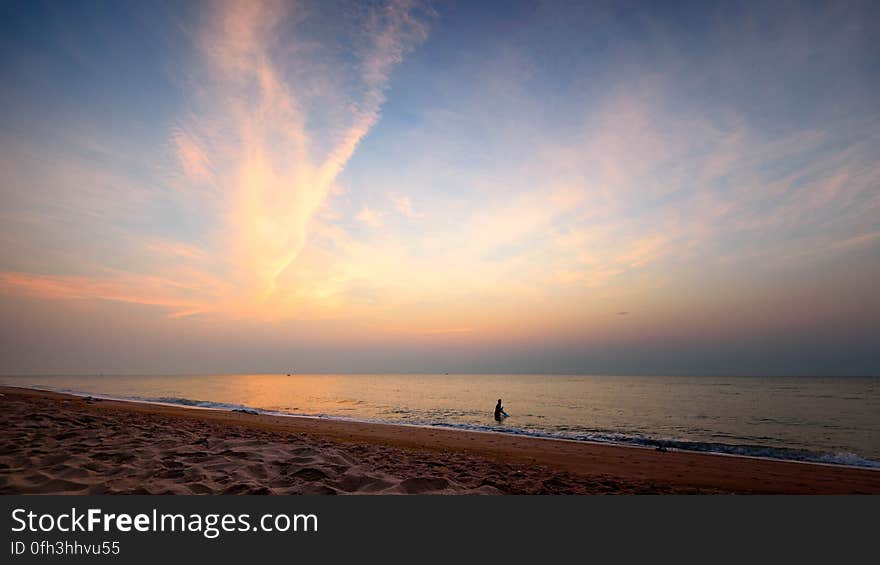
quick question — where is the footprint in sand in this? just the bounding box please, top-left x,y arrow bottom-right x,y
300,484 -> 338,495
395,477 -> 452,494
291,467 -> 330,482
333,473 -> 395,493
187,483 -> 215,495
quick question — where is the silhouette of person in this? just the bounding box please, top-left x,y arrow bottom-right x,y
494,398 -> 508,421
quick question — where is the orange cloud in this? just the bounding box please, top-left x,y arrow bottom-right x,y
0,0 -> 433,322
171,128 -> 213,184
389,194 -> 422,218
0,271 -> 209,313
356,206 -> 383,228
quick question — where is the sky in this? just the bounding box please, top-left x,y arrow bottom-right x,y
0,0 -> 878,376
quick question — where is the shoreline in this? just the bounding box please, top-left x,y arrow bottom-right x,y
8,384 -> 878,472
2,386 -> 879,494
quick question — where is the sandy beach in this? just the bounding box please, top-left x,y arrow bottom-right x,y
1,386 -> 878,495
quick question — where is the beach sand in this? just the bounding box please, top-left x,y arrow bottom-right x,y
1,386 -> 878,494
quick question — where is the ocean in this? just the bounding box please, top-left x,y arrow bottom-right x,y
2,373 -> 878,468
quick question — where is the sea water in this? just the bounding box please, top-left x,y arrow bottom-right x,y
2,373 -> 877,468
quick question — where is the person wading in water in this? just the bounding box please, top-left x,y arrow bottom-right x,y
494,399 -> 508,421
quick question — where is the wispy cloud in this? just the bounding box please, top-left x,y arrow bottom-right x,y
0,0 -> 432,319
1,0 -> 878,368
170,127 -> 213,184
0,271 -> 217,315
356,205 -> 384,228
200,0 -> 429,306
389,194 -> 421,218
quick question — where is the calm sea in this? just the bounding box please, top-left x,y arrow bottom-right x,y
2,373 -> 878,468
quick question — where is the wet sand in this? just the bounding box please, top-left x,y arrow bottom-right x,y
1,386 -> 878,494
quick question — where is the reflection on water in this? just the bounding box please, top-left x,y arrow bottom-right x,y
1,373 -> 878,466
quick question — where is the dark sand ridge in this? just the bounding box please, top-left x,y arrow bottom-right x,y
1,386 -> 878,494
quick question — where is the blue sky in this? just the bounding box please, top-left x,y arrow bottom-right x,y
0,0 -> 878,375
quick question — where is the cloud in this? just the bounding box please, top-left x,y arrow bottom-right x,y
356,205 -> 383,228
144,240 -> 207,261
171,127 -> 213,184
0,271 -> 213,315
832,231 -> 880,251
2,0 -> 878,354
614,235 -> 671,269
199,0 -> 429,304
389,193 -> 421,218
0,0 -> 431,320
420,327 -> 474,335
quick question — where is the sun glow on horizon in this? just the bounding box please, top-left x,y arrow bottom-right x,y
1,0 -> 878,375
